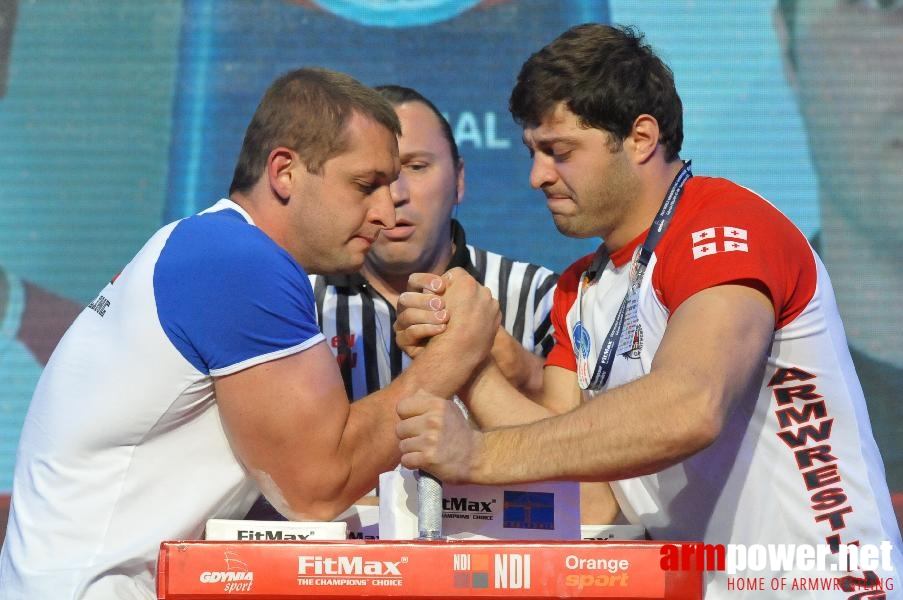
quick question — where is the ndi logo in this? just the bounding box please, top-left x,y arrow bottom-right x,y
495,554 -> 531,589
453,553 -> 490,589
452,553 -> 531,590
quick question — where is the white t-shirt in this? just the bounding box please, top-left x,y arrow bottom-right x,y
0,200 -> 324,599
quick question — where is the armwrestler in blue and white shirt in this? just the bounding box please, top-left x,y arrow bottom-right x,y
0,68 -> 500,600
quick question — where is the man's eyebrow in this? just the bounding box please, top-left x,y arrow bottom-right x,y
351,168 -> 395,181
523,134 -> 575,149
351,167 -> 388,176
399,150 -> 437,161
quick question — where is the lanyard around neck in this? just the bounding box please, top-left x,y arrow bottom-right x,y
576,160 -> 693,391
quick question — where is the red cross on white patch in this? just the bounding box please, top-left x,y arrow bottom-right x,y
691,226 -> 749,260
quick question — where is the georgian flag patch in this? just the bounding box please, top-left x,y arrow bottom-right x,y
691,226 -> 748,260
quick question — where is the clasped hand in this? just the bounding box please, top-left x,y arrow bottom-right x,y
392,267 -> 500,483
393,267 -> 500,359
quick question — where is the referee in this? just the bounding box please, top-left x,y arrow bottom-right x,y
314,85 -> 558,402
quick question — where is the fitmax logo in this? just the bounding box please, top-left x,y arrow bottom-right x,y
237,530 -> 311,541
443,497 -> 494,512
297,556 -> 404,576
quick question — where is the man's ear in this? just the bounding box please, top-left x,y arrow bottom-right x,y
267,147 -> 296,203
628,114 -> 661,164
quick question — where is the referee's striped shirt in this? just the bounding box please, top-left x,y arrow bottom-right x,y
311,220 -> 559,401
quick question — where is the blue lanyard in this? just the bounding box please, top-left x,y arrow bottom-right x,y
577,161 -> 693,391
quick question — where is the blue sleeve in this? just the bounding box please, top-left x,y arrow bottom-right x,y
153,210 -> 323,375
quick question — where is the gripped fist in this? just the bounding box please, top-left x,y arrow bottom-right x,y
396,389 -> 481,484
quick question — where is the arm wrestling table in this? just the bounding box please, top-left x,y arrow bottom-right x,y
156,539 -> 703,599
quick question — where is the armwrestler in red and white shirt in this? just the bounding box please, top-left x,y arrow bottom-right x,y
547,176 -> 900,560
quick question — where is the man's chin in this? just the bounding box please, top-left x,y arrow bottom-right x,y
307,255 -> 365,276
340,258 -> 366,274
365,250 -> 423,272
551,215 -> 594,239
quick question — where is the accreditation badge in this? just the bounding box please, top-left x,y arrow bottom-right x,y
573,321 -> 592,389
617,246 -> 646,357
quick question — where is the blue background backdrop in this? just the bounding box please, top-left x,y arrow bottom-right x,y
0,0 -> 872,495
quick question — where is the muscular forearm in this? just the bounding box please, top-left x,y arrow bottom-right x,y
408,331 -> 492,400
468,368 -> 720,485
490,329 -> 546,398
462,360 -> 584,428
287,272 -> 500,517
396,368 -> 714,487
307,331 -> 492,516
320,393 -> 403,515
464,285 -> 775,485
247,390 -> 401,522
461,361 -> 552,428
400,285 -> 776,489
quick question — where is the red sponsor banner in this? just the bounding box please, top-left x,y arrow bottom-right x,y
157,540 -> 702,599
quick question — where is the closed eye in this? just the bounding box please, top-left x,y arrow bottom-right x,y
356,181 -> 378,194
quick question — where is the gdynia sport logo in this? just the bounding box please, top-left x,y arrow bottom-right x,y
660,542 -> 896,593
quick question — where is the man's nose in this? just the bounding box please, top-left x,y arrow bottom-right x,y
389,173 -> 409,206
529,154 -> 557,190
370,185 -> 397,229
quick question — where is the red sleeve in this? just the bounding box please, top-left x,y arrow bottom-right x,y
545,253 -> 594,372
652,177 -> 815,329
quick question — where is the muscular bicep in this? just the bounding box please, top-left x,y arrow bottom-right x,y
214,341 -> 352,519
651,284 -> 775,436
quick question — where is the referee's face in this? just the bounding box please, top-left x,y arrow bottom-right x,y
364,100 -> 463,278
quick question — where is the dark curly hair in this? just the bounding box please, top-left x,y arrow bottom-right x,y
509,23 -> 683,161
